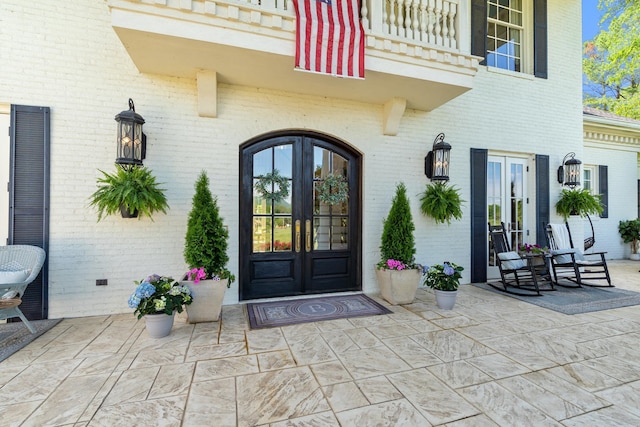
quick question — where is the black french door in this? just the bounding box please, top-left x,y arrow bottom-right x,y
240,132 -> 361,300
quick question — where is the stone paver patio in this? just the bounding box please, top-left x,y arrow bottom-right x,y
2,260 -> 640,426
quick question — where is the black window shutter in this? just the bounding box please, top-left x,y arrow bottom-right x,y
535,155 -> 550,245
599,165 -> 608,218
470,148 -> 488,283
9,105 -> 50,320
471,0 -> 488,64
534,0 -> 548,78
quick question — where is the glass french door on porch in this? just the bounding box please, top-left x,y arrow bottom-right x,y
487,156 -> 527,278
239,133 -> 361,300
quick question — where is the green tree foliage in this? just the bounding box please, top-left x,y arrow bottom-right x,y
184,171 -> 233,282
380,182 -> 416,264
583,0 -> 640,119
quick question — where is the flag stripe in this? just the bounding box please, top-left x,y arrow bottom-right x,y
293,0 -> 365,79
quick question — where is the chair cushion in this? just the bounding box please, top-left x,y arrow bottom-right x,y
551,248 -> 584,264
498,252 -> 527,270
0,269 -> 30,284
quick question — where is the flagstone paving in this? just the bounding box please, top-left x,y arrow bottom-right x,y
1,260 -> 640,426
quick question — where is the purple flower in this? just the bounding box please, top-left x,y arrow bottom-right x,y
443,265 -> 455,276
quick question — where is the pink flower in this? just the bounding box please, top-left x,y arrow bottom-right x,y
187,267 -> 207,284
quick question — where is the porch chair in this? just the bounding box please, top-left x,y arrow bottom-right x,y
0,245 -> 47,334
488,222 -> 548,296
544,223 -> 612,287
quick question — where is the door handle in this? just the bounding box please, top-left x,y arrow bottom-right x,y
305,220 -> 311,252
295,220 -> 301,253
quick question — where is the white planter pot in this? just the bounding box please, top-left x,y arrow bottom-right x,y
376,267 -> 421,305
144,311 -> 175,338
434,289 -> 458,310
630,253 -> 640,261
181,279 -> 228,323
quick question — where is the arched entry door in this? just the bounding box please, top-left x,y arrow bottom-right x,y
240,131 -> 361,300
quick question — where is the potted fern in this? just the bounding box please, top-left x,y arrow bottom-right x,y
419,182 -> 464,224
181,171 -> 235,323
89,164 -> 169,221
555,188 -> 603,220
375,182 -> 421,305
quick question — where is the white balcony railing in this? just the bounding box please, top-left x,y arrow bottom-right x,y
225,0 -> 463,53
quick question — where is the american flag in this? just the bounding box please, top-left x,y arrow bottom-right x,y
292,0 -> 365,79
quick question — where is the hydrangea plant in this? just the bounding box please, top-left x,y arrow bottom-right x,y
128,274 -> 192,319
422,262 -> 464,291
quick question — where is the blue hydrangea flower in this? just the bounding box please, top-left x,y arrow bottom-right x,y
127,294 -> 141,308
135,282 -> 156,299
443,265 -> 455,276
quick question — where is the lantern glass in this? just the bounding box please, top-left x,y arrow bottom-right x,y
433,146 -> 450,179
115,99 -> 145,166
427,133 -> 451,181
564,159 -> 581,187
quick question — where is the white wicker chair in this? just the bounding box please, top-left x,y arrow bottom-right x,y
0,245 -> 47,334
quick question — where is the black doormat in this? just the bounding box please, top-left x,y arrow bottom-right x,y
246,294 -> 392,329
474,282 -> 640,315
0,319 -> 62,362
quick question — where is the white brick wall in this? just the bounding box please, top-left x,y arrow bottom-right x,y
1,0 -> 592,318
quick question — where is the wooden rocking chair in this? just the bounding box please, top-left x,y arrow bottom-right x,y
545,223 -> 612,288
488,222 -> 551,296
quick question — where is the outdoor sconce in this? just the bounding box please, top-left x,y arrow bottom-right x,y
115,98 -> 146,166
425,133 -> 451,181
557,152 -> 582,188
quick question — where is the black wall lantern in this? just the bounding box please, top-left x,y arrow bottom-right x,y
115,98 -> 146,165
557,152 -> 582,188
425,132 -> 451,181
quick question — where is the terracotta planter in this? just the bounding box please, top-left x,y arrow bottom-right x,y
181,278 -> 228,323
376,267 -> 421,305
434,289 -> 458,310
144,311 -> 175,338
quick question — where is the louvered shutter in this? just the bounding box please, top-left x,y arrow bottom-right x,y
599,165 -> 608,218
534,0 -> 548,78
470,148 -> 488,283
9,105 -> 50,320
535,155 -> 550,245
471,0 -> 487,63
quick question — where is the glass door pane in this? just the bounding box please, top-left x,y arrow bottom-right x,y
252,144 -> 293,253
312,146 -> 349,251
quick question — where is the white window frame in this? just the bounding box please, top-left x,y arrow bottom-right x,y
583,165 -> 598,195
486,0 -> 533,75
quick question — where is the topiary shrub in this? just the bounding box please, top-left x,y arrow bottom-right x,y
378,182 -> 416,267
184,171 -> 234,285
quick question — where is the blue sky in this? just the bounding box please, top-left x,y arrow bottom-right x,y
582,0 -> 603,42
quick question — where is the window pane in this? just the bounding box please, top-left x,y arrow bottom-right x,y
332,217 -> 348,250
253,149 -> 271,176
511,10 -> 522,26
253,217 -> 272,252
273,217 -> 292,252
274,145 -> 293,178
497,54 -> 508,69
489,4 -> 497,18
332,153 -> 348,175
253,179 -> 273,214
314,217 -> 331,250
